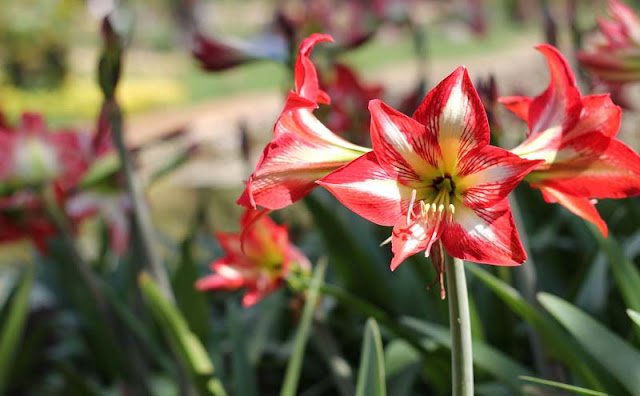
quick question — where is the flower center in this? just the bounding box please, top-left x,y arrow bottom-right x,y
404,174 -> 458,247
432,174 -> 456,197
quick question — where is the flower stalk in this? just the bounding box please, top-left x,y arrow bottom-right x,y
444,248 -> 474,396
106,100 -> 174,301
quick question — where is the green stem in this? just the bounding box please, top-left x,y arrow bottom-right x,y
106,100 -> 174,302
42,189 -> 110,318
42,188 -> 152,395
444,254 -> 474,396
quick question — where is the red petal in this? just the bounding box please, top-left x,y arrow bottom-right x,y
196,272 -> 245,291
537,185 -> 608,237
240,210 -> 289,261
275,93 -> 366,152
527,45 -> 582,136
368,99 -> 440,184
50,132 -> 90,190
216,233 -> 246,264
295,34 -> 334,104
441,200 -> 526,266
569,94 -> 620,139
530,132 -> 640,199
610,0 -> 640,43
412,66 -> 490,174
318,152 -> 416,226
237,132 -> 363,210
192,33 -> 252,71
457,145 -> 543,209
498,96 -> 532,122
242,285 -> 278,307
390,218 -> 438,271
20,113 -> 46,134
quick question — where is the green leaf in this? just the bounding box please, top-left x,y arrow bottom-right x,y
538,292 -> 640,393
0,266 -> 34,394
247,291 -> 285,365
303,192 -> 391,309
355,319 -> 387,396
280,259 -> 327,396
228,302 -> 258,396
54,362 -> 103,396
171,232 -> 211,343
628,309 -> 640,329
77,153 -> 120,189
139,272 -> 227,396
102,284 -> 174,374
402,317 -> 532,391
384,340 -> 420,379
466,264 -> 614,391
588,224 -> 640,312
519,375 -> 608,396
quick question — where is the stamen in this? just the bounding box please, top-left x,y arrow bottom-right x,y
407,189 -> 417,226
379,235 -> 393,247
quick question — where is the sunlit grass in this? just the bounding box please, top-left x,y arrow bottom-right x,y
0,75 -> 186,126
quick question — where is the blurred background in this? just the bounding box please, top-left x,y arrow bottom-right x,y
2,0 -> 640,395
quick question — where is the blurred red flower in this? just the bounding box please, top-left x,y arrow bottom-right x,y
196,210 -> 310,307
578,0 -> 640,84
320,63 -> 383,145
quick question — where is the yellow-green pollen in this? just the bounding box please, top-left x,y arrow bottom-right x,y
407,174 -> 458,230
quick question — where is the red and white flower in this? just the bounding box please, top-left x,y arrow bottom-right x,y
237,34 -> 370,210
577,0 -> 640,84
196,210 -> 311,307
319,67 -> 541,270
0,113 -> 88,190
500,44 -> 640,236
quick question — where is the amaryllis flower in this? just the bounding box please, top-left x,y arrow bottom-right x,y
319,67 -> 541,270
196,210 -> 310,307
320,63 -> 383,143
577,0 -> 640,84
277,1 -> 380,52
0,113 -> 88,191
193,32 -> 288,72
500,44 -> 640,236
237,34 -> 370,210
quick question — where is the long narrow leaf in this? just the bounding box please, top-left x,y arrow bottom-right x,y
519,376 -> 608,396
139,272 -> 227,396
303,193 -> 390,308
588,224 -> 640,312
280,259 -> 328,396
402,317 -> 532,391
466,264 -> 615,391
628,309 -> 640,329
228,302 -> 258,396
538,292 -> 640,393
0,266 -> 34,393
355,319 -> 386,396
